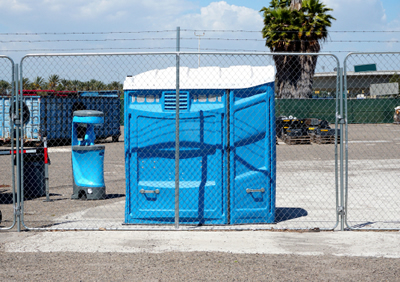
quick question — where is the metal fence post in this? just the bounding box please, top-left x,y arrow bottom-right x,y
19,63 -> 26,229
334,66 -> 340,230
339,67 -> 345,231
226,89 -> 230,225
10,61 -> 17,230
14,63 -> 22,232
44,137 -> 50,202
175,27 -> 180,229
343,57 -> 349,230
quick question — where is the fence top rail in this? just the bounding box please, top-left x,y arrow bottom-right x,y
344,51 -> 400,67
345,51 -> 400,56
0,55 -> 14,64
20,51 -> 340,58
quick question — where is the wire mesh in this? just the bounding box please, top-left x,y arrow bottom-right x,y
16,52 -> 341,231
18,53 -> 175,230
344,52 -> 400,230
0,56 -> 16,230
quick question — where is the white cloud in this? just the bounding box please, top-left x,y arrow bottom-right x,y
322,0 -> 387,30
176,1 -> 263,30
314,0 -> 400,55
77,1 -> 116,19
1,0 -> 400,62
0,0 -> 31,12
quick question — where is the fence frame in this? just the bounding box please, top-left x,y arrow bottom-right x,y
343,51 -> 400,231
0,55 -> 17,230
1,51 -> 345,231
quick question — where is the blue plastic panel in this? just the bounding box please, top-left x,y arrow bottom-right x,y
0,97 -> 11,140
72,146 -> 105,188
0,96 -> 41,141
124,83 -> 276,225
230,85 -> 276,223
125,103 -> 226,224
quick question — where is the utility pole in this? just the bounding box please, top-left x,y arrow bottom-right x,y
194,31 -> 205,67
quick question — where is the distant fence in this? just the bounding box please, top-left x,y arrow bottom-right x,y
276,98 -> 400,124
346,98 -> 399,124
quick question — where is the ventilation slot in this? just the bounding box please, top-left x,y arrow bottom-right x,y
163,92 -> 188,111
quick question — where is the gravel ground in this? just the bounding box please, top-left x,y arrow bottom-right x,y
0,251 -> 399,281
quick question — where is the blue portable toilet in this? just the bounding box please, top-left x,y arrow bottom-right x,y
124,65 -> 276,224
71,110 -> 106,200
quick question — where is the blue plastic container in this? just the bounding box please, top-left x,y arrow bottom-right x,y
124,66 -> 276,225
71,110 -> 106,200
0,96 -> 40,141
0,92 -> 121,143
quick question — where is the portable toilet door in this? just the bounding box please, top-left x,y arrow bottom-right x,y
124,104 -> 226,224
228,83 -> 276,224
123,65 -> 227,225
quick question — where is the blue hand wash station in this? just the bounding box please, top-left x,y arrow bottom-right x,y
71,110 -> 106,200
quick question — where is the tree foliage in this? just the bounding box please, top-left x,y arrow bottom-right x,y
261,0 -> 335,98
0,80 -> 11,95
21,75 -> 123,93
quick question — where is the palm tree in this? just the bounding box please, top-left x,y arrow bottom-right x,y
108,81 -> 123,97
108,81 -> 123,91
58,79 -> 71,91
47,74 -> 60,90
70,80 -> 81,91
0,80 -> 11,95
22,78 -> 31,90
32,76 -> 45,90
261,0 -> 335,98
93,80 -> 106,91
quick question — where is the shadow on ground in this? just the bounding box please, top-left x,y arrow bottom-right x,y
275,207 -> 308,223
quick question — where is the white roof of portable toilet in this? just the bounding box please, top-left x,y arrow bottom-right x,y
123,65 -> 275,90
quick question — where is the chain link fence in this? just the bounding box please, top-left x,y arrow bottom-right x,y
0,56 -> 16,230
18,53 -> 175,230
0,51 -> 397,231
344,52 -> 400,230
8,52 -> 343,231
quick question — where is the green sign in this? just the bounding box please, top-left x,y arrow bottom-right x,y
354,64 -> 377,72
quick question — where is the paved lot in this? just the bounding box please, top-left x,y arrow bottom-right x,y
0,124 -> 399,281
0,123 -> 399,231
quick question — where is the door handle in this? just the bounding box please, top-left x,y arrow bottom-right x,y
140,189 -> 160,194
246,188 -> 265,194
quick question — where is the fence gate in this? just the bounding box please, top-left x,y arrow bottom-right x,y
268,53 -> 342,230
344,52 -> 400,230
5,52 -> 344,231
0,56 -> 16,230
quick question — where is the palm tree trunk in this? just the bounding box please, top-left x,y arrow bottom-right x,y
274,53 -> 318,99
290,0 -> 302,11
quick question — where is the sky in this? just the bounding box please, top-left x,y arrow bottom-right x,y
0,0 -> 400,66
